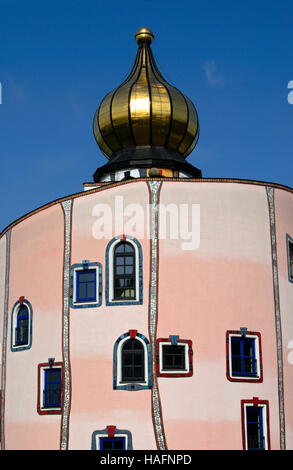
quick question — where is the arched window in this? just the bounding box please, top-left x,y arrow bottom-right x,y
113,331 -> 152,391
121,338 -> 144,382
106,236 -> 143,306
15,304 -> 29,346
114,242 -> 136,301
11,297 -> 33,352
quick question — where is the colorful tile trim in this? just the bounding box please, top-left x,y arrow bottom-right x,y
266,186 -> 285,449
147,181 -> 167,450
0,229 -> 11,450
60,199 -> 73,450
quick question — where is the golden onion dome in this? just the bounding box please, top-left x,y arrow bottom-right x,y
93,28 -> 199,160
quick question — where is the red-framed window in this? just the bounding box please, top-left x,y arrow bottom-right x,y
37,361 -> 64,415
156,337 -> 193,377
226,330 -> 263,383
241,398 -> 271,450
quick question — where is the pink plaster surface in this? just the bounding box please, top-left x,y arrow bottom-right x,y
157,182 -> 281,449
275,189 -> 293,449
4,204 -> 64,450
0,236 -> 7,372
68,182 -> 156,450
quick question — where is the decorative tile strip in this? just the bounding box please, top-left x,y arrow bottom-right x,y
60,200 -> 73,450
147,181 -> 167,450
266,186 -> 285,449
1,229 -> 11,450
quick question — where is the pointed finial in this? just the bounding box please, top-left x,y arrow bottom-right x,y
135,27 -> 154,45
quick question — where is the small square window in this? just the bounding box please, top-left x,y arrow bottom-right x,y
91,428 -> 133,450
226,331 -> 262,382
156,338 -> 193,377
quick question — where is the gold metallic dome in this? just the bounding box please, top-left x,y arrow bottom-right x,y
93,28 -> 199,159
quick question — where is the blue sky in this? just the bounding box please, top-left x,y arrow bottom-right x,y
0,0 -> 292,231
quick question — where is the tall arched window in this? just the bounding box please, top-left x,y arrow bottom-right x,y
15,304 -> 29,346
11,297 -> 33,352
121,338 -> 144,382
114,242 -> 136,301
106,236 -> 143,306
113,331 -> 152,391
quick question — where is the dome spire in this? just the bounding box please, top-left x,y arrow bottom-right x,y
93,28 -> 201,181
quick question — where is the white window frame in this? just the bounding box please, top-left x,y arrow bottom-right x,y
71,265 -> 101,307
39,364 -> 63,412
11,300 -> 32,351
228,332 -> 261,380
159,341 -> 190,375
108,238 -> 140,304
116,335 -> 149,388
243,402 -> 269,450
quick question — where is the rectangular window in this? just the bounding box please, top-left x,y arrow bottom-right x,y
76,269 -> 97,303
287,235 -> 293,282
226,331 -> 262,382
38,362 -> 63,415
162,345 -> 186,371
242,400 -> 270,450
43,368 -> 62,408
99,437 -> 126,450
156,338 -> 193,377
231,337 -> 256,377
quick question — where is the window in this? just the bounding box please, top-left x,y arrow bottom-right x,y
91,427 -> 133,450
106,236 -> 143,306
99,437 -> 126,450
11,298 -> 33,352
70,261 -> 102,308
241,398 -> 270,450
113,331 -> 152,391
114,242 -> 136,300
121,338 -> 144,382
38,361 -> 63,415
156,336 -> 193,377
226,330 -> 262,382
287,234 -> 293,282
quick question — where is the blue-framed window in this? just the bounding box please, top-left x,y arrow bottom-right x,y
287,234 -> 293,282
113,331 -> 152,391
99,437 -> 126,450
246,407 -> 265,450
70,261 -> 102,308
15,305 -> 29,346
231,337 -> 257,377
11,298 -> 33,352
43,368 -> 62,408
76,269 -> 97,302
114,242 -> 136,301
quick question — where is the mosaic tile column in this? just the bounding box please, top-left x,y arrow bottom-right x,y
60,200 -> 73,450
147,181 -> 167,450
1,229 -> 11,450
266,186 -> 286,449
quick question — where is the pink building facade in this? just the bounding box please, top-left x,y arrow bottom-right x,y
1,28 -> 293,450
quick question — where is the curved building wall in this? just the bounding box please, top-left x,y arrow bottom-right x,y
0,178 -> 292,450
